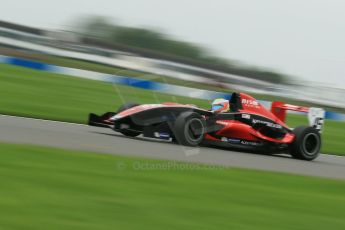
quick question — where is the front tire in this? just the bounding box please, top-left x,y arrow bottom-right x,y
289,126 -> 321,161
174,112 -> 206,146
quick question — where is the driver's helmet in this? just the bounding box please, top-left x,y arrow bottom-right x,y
211,98 -> 230,113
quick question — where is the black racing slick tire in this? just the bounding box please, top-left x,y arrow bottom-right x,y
289,126 -> 321,161
116,103 -> 141,137
174,112 -> 206,147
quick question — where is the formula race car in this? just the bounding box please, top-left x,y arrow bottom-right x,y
88,92 -> 325,161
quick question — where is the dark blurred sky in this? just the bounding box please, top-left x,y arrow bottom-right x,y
1,0 -> 344,88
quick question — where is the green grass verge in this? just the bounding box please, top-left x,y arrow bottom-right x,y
0,63 -> 344,155
0,142 -> 344,230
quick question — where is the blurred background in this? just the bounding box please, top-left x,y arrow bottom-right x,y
0,0 -> 345,110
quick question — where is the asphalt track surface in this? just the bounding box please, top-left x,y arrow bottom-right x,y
1,115 -> 345,180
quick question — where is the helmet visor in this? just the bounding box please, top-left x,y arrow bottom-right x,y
212,104 -> 224,111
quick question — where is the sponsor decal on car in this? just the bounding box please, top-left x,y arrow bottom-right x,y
241,114 -> 251,119
228,138 -> 241,143
241,99 -> 259,108
240,140 -> 263,146
154,132 -> 170,139
221,137 -> 241,144
221,137 -> 262,146
252,119 -> 282,129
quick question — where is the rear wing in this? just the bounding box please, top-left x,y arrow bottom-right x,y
271,101 -> 325,132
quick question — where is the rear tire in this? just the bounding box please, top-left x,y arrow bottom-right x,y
116,103 -> 141,137
289,126 -> 321,161
174,112 -> 206,146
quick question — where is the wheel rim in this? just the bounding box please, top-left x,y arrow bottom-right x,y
185,118 -> 205,143
302,133 -> 320,156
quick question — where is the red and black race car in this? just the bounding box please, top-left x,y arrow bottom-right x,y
88,92 -> 325,161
